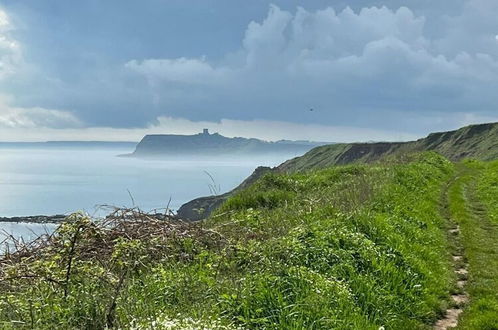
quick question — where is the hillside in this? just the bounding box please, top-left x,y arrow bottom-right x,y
2,123 -> 498,328
128,129 -> 328,157
0,153 -> 458,328
279,122 -> 498,171
178,122 -> 498,220
2,154 -> 498,328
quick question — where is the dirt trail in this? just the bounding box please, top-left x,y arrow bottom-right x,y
434,225 -> 469,330
434,178 -> 470,330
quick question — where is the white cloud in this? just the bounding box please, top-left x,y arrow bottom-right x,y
0,96 -> 82,129
0,9 -> 81,131
436,0 -> 498,58
125,57 -> 230,85
123,3 -> 498,131
0,8 -> 21,80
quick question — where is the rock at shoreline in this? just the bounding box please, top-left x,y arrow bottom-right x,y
177,166 -> 273,221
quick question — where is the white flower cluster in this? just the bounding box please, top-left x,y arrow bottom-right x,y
130,314 -> 244,330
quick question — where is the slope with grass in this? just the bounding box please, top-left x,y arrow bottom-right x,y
446,161 -> 498,329
0,153 -> 461,329
179,122 -> 498,221
279,122 -> 498,172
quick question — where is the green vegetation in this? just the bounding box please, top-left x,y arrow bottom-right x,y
446,161 -> 498,329
279,122 -> 498,172
178,122 -> 498,222
0,153 -> 461,329
4,132 -> 498,329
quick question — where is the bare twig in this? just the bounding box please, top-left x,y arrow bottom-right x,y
126,189 -> 136,207
64,223 -> 83,298
204,170 -> 221,196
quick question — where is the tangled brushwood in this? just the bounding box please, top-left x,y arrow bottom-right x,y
0,209 -> 227,328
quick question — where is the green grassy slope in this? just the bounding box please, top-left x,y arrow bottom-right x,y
0,153 -> 457,329
279,122 -> 498,172
447,161 -> 498,329
177,122 -> 498,221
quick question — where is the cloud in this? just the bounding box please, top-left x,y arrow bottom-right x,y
0,8 -> 21,79
125,57 -> 230,85
0,10 -> 82,130
0,96 -> 82,129
2,1 -> 498,140
125,3 -> 498,132
0,115 -> 420,143
435,0 -> 498,58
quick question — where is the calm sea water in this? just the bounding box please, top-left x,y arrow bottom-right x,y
0,146 -> 296,244
0,222 -> 57,253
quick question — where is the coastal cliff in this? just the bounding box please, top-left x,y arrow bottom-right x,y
127,129 -> 328,157
278,121 -> 498,171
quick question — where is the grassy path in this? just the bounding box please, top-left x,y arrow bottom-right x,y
435,173 -> 469,330
445,163 -> 498,329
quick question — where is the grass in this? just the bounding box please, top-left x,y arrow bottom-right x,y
447,161 -> 498,329
0,152 -> 469,329
279,122 -> 498,172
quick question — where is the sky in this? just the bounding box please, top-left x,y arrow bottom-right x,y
0,0 -> 497,142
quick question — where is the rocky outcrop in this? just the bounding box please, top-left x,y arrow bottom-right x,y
176,194 -> 229,222
176,166 -> 273,221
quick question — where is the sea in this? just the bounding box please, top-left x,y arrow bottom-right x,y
0,144 -> 299,247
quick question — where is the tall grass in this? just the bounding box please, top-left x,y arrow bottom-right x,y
0,152 -> 455,329
448,161 -> 498,329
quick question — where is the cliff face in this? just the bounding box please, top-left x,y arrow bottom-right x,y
277,142 -> 409,172
279,122 -> 498,172
130,131 -> 328,157
414,122 -> 498,161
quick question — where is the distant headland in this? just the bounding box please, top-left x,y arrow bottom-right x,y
124,129 -> 331,157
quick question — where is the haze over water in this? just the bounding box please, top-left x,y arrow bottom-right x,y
0,145 -> 294,218
0,144 -> 300,247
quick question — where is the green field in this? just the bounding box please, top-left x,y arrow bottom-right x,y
1,152 -> 498,329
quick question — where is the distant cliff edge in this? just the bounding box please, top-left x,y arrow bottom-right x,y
124,129 -> 330,157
